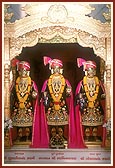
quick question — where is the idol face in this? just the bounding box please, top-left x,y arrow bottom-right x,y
87,68 -> 96,78
19,68 -> 29,77
51,66 -> 63,74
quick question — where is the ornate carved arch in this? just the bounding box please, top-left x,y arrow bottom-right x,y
6,26 -> 108,62
4,3 -> 111,60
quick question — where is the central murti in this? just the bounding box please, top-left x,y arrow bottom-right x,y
47,72 -> 68,125
40,56 -> 77,149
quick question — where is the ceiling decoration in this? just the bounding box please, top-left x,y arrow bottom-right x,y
4,3 -> 111,24
3,3 -> 111,61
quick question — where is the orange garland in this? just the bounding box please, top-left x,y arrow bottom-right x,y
48,74 -> 65,111
83,76 -> 99,108
16,76 -> 31,109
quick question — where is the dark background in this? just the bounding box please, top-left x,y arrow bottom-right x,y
15,43 -> 101,94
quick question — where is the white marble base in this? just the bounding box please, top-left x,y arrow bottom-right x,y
3,146 -> 112,166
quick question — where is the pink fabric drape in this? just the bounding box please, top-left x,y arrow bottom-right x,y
40,80 -> 50,147
75,81 -> 87,148
66,79 -> 78,148
30,81 -> 41,148
40,101 -> 49,148
30,99 -> 41,148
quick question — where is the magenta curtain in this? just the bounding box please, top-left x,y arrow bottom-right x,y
30,81 -> 41,148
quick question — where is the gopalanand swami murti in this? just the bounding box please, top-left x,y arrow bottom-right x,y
75,58 -> 106,146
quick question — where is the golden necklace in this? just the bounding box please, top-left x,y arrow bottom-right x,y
48,74 -> 65,111
83,76 -> 99,108
16,76 -> 31,109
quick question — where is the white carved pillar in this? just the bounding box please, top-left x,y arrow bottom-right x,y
4,37 -> 11,147
105,37 -> 111,148
105,37 -> 111,120
4,63 -> 10,120
4,38 -> 11,120
105,63 -> 111,119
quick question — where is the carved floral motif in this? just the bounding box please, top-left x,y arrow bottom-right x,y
9,26 -> 107,61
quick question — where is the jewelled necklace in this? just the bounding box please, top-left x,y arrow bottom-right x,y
83,76 -> 99,108
48,74 -> 65,111
16,76 -> 31,109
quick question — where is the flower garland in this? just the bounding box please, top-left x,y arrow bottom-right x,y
83,76 -> 99,108
4,119 -> 13,130
103,118 -> 111,131
48,74 -> 65,111
16,76 -> 31,109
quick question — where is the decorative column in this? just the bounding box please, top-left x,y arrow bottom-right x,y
4,38 -> 12,148
104,63 -> 111,148
105,63 -> 111,120
104,37 -> 111,148
4,63 -> 11,120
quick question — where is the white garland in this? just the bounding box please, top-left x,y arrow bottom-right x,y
4,119 -> 13,130
103,118 -> 111,131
